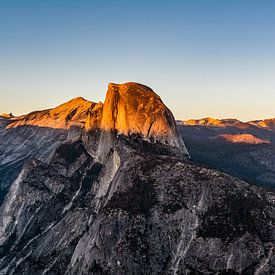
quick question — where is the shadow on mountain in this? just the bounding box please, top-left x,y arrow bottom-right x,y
0,124 -> 69,205
179,124 -> 275,189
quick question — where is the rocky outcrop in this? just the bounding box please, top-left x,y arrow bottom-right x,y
6,97 -> 97,130
0,119 -> 68,205
0,113 -> 14,119
100,83 -> 187,153
0,97 -> 96,204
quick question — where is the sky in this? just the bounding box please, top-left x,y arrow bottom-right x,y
0,0 -> 275,121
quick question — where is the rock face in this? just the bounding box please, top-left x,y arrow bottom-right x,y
7,97 -> 97,130
0,117 -> 68,205
0,135 -> 274,274
0,83 -> 274,274
0,113 -> 14,119
0,83 -> 188,204
100,83 -> 186,152
5,82 -> 188,156
0,97 -> 100,204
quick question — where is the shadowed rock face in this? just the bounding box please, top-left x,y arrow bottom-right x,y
0,124 -> 68,205
0,133 -> 274,274
0,83 -> 274,274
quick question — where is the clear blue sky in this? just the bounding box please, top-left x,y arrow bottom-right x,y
0,0 -> 274,121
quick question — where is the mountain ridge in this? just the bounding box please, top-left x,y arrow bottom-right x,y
0,83 -> 274,274
179,117 -> 275,130
4,82 -> 188,157
178,116 -> 275,189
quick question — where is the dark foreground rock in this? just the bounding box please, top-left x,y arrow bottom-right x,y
0,131 -> 274,274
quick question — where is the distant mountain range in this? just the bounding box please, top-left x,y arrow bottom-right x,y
180,117 -> 275,130
178,117 -> 275,189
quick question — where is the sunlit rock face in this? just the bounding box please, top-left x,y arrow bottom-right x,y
0,113 -> 14,119
6,83 -> 188,156
7,97 -> 98,130
101,83 -> 186,149
249,118 -> 275,130
179,117 -> 245,127
219,133 -> 271,144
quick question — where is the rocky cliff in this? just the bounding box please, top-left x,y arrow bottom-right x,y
0,83 -> 274,274
100,83 -> 186,151
0,83 -> 188,204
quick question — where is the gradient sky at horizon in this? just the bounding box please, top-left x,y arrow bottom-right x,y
0,0 -> 274,121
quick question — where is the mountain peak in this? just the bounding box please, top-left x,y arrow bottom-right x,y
64,96 -> 90,104
7,97 -> 97,129
248,118 -> 275,129
0,113 -> 14,119
107,82 -> 158,97
180,117 -> 242,127
6,82 -> 189,156
101,82 -> 188,155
